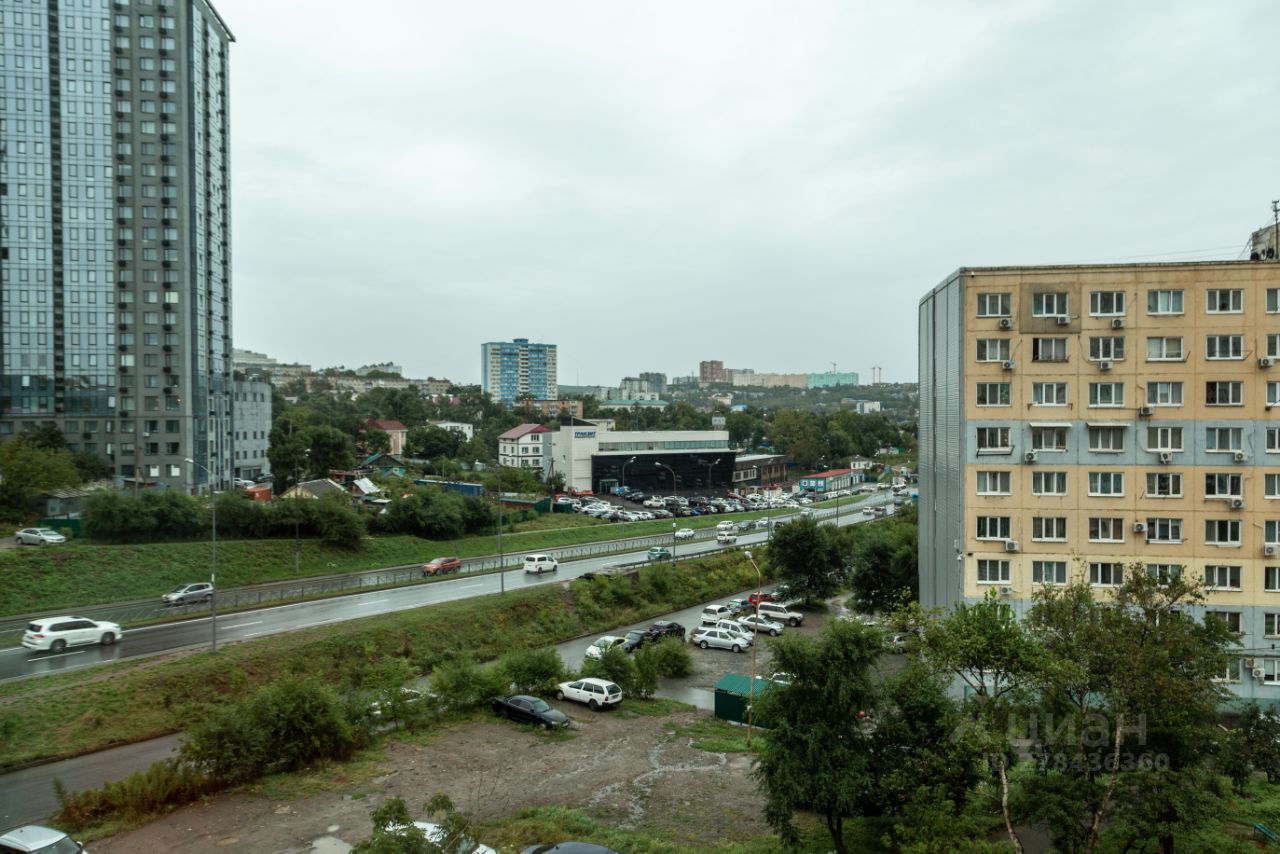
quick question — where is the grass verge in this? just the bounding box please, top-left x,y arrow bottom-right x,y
665,716 -> 760,754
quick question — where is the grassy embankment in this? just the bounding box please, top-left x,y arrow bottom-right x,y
0,550 -> 772,770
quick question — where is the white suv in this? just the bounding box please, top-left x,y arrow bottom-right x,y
756,602 -> 804,627
22,616 -> 123,653
0,824 -> 88,852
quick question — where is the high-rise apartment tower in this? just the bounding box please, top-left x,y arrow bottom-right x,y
481,338 -> 557,404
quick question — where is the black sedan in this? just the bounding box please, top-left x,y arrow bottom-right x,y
622,630 -> 648,653
645,620 -> 685,642
491,695 -> 570,729
520,844 -> 621,854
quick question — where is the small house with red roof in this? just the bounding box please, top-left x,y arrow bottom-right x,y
797,467 -> 858,494
366,418 -> 409,456
498,423 -> 552,474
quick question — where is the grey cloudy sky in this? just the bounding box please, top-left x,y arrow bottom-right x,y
219,0 -> 1280,387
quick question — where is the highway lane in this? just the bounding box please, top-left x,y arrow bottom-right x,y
0,494 -> 895,683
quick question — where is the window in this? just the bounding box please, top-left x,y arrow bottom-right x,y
1205,565 -> 1242,590
1206,427 -> 1243,452
1206,289 -> 1243,313
1146,336 -> 1184,360
1146,382 -> 1183,406
1267,474 -> 1280,499
1032,383 -> 1068,406
976,516 -> 1011,540
1267,567 -> 1280,593
1206,335 -> 1244,360
1269,289 -> 1280,313
1205,519 -> 1241,546
1269,382 -> 1280,408
1207,611 -> 1243,635
976,471 -> 1011,495
976,427 -> 1012,452
1032,338 -> 1068,362
1031,426 -> 1068,451
1147,289 -> 1184,315
1032,516 -> 1068,541
1147,563 -> 1183,584
977,293 -> 1011,317
1205,473 -> 1242,499
1089,472 -> 1124,496
1033,561 -> 1067,585
976,383 -> 1010,406
1089,382 -> 1125,407
1088,336 -> 1126,361
1032,293 -> 1068,317
1090,562 -> 1124,586
976,559 -> 1010,583
1030,471 -> 1067,496
1147,426 -> 1183,452
976,339 -> 1010,362
1088,517 -> 1124,542
1146,518 -> 1183,543
1088,426 -> 1125,452
1089,291 -> 1125,316
1260,659 -> 1280,684
1266,613 -> 1280,636
1206,381 -> 1243,406
1270,428 -> 1280,454
1270,335 -> 1280,359
1146,472 -> 1183,497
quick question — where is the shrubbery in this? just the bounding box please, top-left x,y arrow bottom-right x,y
369,487 -> 495,539
501,647 -> 566,695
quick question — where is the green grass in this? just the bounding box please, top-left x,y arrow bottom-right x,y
0,551 -> 772,769
615,697 -> 694,719
665,716 -> 761,754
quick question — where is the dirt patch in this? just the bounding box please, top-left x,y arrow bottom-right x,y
92,708 -> 769,853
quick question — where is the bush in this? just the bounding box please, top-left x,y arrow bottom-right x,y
630,647 -> 659,699
579,646 -> 637,695
501,647 -> 566,695
54,758 -> 216,832
646,636 -> 694,678
429,656 -> 510,712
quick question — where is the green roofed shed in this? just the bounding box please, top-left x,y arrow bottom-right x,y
713,673 -> 774,728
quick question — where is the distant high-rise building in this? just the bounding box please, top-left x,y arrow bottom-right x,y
1,0 -> 235,493
638,372 -> 667,394
699,360 -> 727,383
481,338 -> 557,404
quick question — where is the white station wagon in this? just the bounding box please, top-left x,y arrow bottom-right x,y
554,677 -> 623,710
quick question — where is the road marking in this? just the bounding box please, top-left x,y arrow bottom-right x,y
34,649 -> 88,659
230,620 -> 263,628
458,583 -> 484,589
360,599 -> 389,606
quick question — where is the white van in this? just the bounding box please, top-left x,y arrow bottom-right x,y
716,520 -> 736,533
523,554 -> 559,574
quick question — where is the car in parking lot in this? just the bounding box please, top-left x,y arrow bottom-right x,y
584,635 -> 627,660
738,613 -> 786,636
644,619 -> 685,641
555,677 -> 623,710
725,598 -> 750,616
520,843 -> 621,854
647,546 -> 672,561
13,527 -> 66,546
700,604 -> 734,624
757,601 -> 805,627
0,823 -> 88,853
162,582 -> 214,606
421,556 -> 462,576
491,694 -> 570,729
622,629 -> 649,652
748,590 -> 774,606
22,616 -> 122,653
690,626 -> 752,652
674,527 -> 695,540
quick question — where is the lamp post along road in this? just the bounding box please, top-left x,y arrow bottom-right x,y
184,457 -> 218,653
620,456 -> 636,490
744,550 -> 764,746
294,448 -> 310,575
496,464 -> 505,594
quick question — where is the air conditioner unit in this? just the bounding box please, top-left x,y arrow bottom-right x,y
1246,658 -> 1257,668
1234,451 -> 1248,462
1139,406 -> 1153,417
1266,545 -> 1278,557
1098,360 -> 1113,371
1132,521 -> 1147,533
1230,497 -> 1245,510
1003,540 -> 1019,553
998,317 -> 1013,329
998,586 -> 1014,596
1023,451 -> 1038,464
1261,357 -> 1274,369
1158,451 -> 1173,464
1001,360 -> 1016,371
1111,317 -> 1125,329
1055,315 -> 1071,326
1254,668 -> 1267,680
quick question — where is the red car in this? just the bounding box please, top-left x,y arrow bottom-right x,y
422,556 -> 462,576
748,591 -> 775,606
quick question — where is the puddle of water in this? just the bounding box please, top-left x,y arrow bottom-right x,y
308,836 -> 353,853
656,685 -> 714,711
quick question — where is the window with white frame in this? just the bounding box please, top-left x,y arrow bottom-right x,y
1090,562 -> 1124,586
1206,381 -> 1244,406
1032,516 -> 1068,541
1205,519 -> 1242,546
1031,471 -> 1067,495
1267,567 -> 1280,592
1147,289 -> 1183,315
1261,658 -> 1280,684
1146,336 -> 1184,360
1267,614 -> 1280,637
976,383 -> 1010,406
976,559 -> 1010,583
1146,518 -> 1183,543
1269,334 -> 1280,359
1266,474 -> 1280,499
1147,426 -> 1183,451
1032,293 -> 1068,317
1032,383 -> 1068,405
1269,288 -> 1280,313
1205,473 -> 1242,499
1088,471 -> 1124,496
976,293 -> 1011,317
976,427 -> 1012,452
1269,382 -> 1280,407
1205,565 -> 1242,590
976,516 -> 1011,540
1032,426 -> 1068,450
1214,658 -> 1244,683
1033,560 -> 1067,585
1146,382 -> 1183,405
1032,338 -> 1068,362
1089,382 -> 1125,407
1206,288 -> 1243,313
1269,428 -> 1280,453
1088,517 -> 1124,542
1146,472 -> 1183,497
1206,335 -> 1244,360
976,471 -> 1011,495
1146,563 -> 1183,584
1266,520 -> 1280,545
1088,426 -> 1125,452
976,338 -> 1011,362
1089,336 -> 1126,361
1089,291 -> 1125,316
1207,610 -> 1242,634
1206,427 -> 1243,452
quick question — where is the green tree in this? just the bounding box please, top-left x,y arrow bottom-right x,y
353,794 -> 479,854
766,517 -> 843,603
24,423 -> 67,451
846,516 -> 918,611
0,436 -> 81,519
305,425 -> 355,476
406,426 -> 462,460
70,450 -> 112,482
753,618 -> 883,854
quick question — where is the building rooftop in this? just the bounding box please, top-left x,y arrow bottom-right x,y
498,424 -> 552,440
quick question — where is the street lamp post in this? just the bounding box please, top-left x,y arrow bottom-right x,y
671,520 -> 678,561
620,456 -> 636,490
743,549 -> 764,746
654,461 -> 676,496
496,463 -> 505,594
294,448 -> 310,575
184,457 -> 218,653
703,457 -> 721,492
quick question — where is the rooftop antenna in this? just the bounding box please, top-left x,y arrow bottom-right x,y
1273,200 -> 1279,261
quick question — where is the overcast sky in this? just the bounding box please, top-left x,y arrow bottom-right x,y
218,0 -> 1280,387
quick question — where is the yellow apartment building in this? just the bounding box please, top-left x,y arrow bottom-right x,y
919,261 -> 1280,701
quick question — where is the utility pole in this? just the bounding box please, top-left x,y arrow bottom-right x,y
1272,199 -> 1279,260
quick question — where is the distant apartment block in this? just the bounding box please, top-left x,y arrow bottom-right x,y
482,338 -> 557,404
233,378 -> 271,481
844,399 -> 882,414
808,371 -> 861,388
699,360 -> 728,383
429,420 -> 474,441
